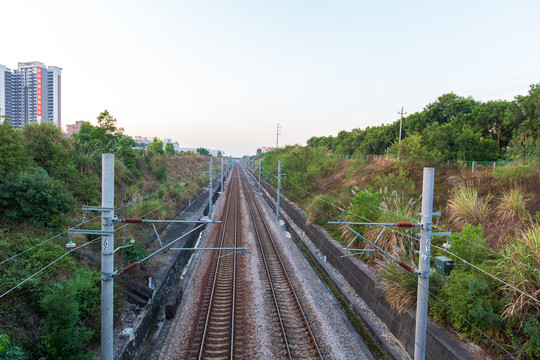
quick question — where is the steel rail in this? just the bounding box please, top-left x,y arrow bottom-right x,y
195,166 -> 239,359
240,166 -> 322,359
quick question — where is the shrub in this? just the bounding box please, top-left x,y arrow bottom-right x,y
155,165 -> 167,182
447,184 -> 492,230
306,194 -> 341,227
364,188 -> 420,259
340,189 -> 381,247
39,270 -> 99,359
0,333 -> 26,360
0,168 -> 75,227
448,225 -> 492,266
120,240 -> 147,265
495,186 -> 532,236
431,270 -> 505,346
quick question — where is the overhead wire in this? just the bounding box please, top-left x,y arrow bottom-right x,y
282,174 -> 539,302
0,238 -> 101,299
0,166 -> 206,267
257,173 -> 521,358
247,171 -> 432,360
280,165 -> 538,272
0,169 -> 211,299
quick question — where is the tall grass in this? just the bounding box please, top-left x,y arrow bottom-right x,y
364,188 -> 420,259
447,184 -> 492,230
495,187 -> 532,234
377,245 -> 443,313
497,226 -> 540,323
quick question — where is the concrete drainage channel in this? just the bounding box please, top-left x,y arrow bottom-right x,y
118,178 -> 224,360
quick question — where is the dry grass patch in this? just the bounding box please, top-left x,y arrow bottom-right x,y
447,184 -> 493,230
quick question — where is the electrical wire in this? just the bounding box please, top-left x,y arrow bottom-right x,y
250,177 -> 432,359
282,168 -> 539,272
0,238 -> 101,299
259,175 -> 520,358
0,167 -> 206,267
278,176 -> 540,307
395,264 -> 518,359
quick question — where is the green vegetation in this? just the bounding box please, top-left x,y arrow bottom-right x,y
307,84 -> 540,162
196,147 -> 210,156
257,125 -> 539,357
0,112 -> 210,358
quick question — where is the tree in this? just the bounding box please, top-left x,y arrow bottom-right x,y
217,150 -> 223,157
164,142 -> 175,155
0,121 -> 30,178
147,138 -> 164,154
21,122 -> 71,178
97,109 -> 123,136
196,147 -> 210,156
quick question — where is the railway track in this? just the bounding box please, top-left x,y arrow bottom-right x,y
187,165 -> 321,359
189,166 -> 243,359
240,166 -> 322,359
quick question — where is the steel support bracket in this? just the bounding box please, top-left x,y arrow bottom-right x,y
83,205 -> 115,211
101,272 -> 114,281
431,232 -> 452,237
69,229 -> 114,236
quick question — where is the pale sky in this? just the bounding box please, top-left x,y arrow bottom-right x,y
2,0 -> 539,157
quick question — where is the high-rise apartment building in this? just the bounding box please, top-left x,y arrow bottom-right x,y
0,61 -> 62,128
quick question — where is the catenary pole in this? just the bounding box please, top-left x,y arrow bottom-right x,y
221,157 -> 224,193
277,160 -> 281,221
258,158 -> 261,194
414,167 -> 435,360
208,157 -> 213,217
101,154 -> 115,360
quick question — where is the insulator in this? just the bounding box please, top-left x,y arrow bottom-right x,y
121,218 -> 143,223
396,222 -> 415,228
398,261 -> 414,273
118,262 -> 140,275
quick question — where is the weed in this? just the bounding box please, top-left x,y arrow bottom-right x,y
497,226 -> 540,323
447,184 -> 492,230
495,187 -> 532,235
377,245 -> 443,313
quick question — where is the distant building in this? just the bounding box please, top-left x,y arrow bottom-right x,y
259,146 -> 275,153
66,120 -> 89,135
0,62 -> 62,128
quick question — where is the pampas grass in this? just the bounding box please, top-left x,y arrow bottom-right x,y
448,184 -> 492,230
497,226 -> 540,323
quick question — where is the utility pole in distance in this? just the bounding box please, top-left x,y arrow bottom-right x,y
398,107 -> 407,160
414,167 -> 434,360
276,123 -> 281,149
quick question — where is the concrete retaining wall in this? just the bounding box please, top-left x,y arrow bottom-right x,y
258,177 -> 476,360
